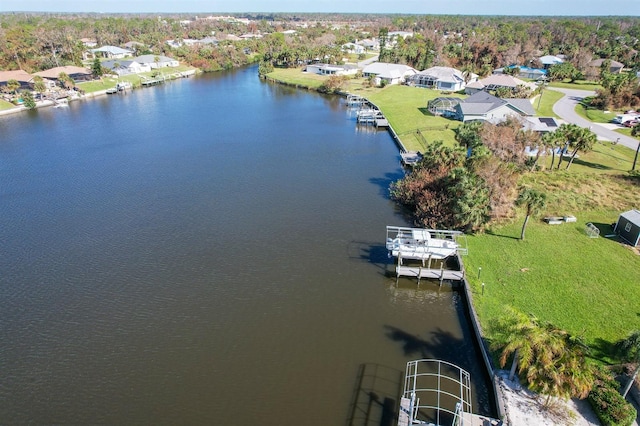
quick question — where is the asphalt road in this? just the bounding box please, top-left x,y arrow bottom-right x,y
551,87 -> 640,153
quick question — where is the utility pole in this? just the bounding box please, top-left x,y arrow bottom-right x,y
633,140 -> 639,171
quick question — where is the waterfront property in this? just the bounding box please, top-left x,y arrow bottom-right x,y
362,62 -> 418,86
455,91 -> 535,122
409,66 -> 476,92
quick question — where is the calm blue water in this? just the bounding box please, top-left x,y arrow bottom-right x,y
0,66 -> 494,424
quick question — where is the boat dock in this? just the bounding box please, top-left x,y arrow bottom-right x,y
386,225 -> 467,283
398,359 -> 502,426
347,96 -> 390,128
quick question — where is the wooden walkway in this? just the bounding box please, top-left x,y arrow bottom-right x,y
396,265 -> 464,282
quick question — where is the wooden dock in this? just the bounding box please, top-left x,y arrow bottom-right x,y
396,265 -> 464,282
375,118 -> 389,127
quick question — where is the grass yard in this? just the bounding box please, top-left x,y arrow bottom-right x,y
533,88 -> 563,118
465,213 -> 640,362
0,99 -> 16,111
362,85 -> 462,150
575,102 -> 618,123
548,79 -> 602,91
465,141 -> 640,362
267,67 -> 327,90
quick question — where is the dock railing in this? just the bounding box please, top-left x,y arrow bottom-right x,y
386,226 -> 468,256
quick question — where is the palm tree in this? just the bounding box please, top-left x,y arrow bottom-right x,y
490,307 -> 548,381
515,188 -> 547,240
616,330 -> 640,398
6,79 -> 20,95
565,126 -> 597,169
541,130 -> 564,171
491,308 -> 594,404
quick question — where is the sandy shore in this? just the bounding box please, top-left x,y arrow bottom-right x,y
496,370 -> 604,426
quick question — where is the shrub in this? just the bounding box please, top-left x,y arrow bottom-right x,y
588,367 -> 637,426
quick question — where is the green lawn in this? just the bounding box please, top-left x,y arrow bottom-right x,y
533,88 -> 563,118
575,102 -> 617,123
548,79 -> 602,91
0,99 -> 16,111
364,85 -> 462,150
465,212 -> 640,362
78,66 -> 198,94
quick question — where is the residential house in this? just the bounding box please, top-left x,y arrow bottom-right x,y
0,70 -> 34,90
33,66 -> 93,87
80,38 -> 98,48
588,58 -> 624,74
464,74 -> 536,95
135,55 -> 179,68
409,66 -> 476,92
342,42 -> 365,55
521,116 -> 560,133
305,63 -> 358,76
538,55 -> 564,69
358,38 -> 380,52
91,46 -> 133,59
455,91 -> 535,122
102,59 -> 151,76
493,65 -> 547,80
362,62 -> 417,86
124,41 -> 146,53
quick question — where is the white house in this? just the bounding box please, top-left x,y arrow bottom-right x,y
358,38 -> 380,51
135,55 -> 180,68
102,59 -> 151,76
305,63 -> 358,76
362,62 -> 417,86
409,66 -> 476,91
538,55 -> 564,68
342,42 -> 365,55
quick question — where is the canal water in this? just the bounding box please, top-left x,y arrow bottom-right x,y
0,66 -> 494,425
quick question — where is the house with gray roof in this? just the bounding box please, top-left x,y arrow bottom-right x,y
589,58 -> 624,74
362,62 -> 417,86
455,91 -> 535,122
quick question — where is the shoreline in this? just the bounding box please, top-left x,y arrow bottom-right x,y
0,69 -> 198,118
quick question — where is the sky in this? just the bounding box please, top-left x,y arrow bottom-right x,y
0,0 -> 639,16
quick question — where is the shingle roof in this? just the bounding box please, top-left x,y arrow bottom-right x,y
505,98 -> 536,116
0,70 -> 33,83
33,66 -> 91,79
417,66 -> 464,84
458,91 -> 535,116
459,91 -> 507,115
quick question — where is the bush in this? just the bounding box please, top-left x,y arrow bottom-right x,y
588,367 -> 637,426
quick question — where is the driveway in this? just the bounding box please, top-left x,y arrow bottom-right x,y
551,87 -> 640,152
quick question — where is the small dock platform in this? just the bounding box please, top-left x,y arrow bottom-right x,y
375,118 -> 389,127
400,151 -> 422,167
396,265 -> 464,282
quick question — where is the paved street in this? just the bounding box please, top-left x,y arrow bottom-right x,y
551,87 -> 640,153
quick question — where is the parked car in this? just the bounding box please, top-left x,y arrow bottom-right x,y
623,119 -> 639,128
